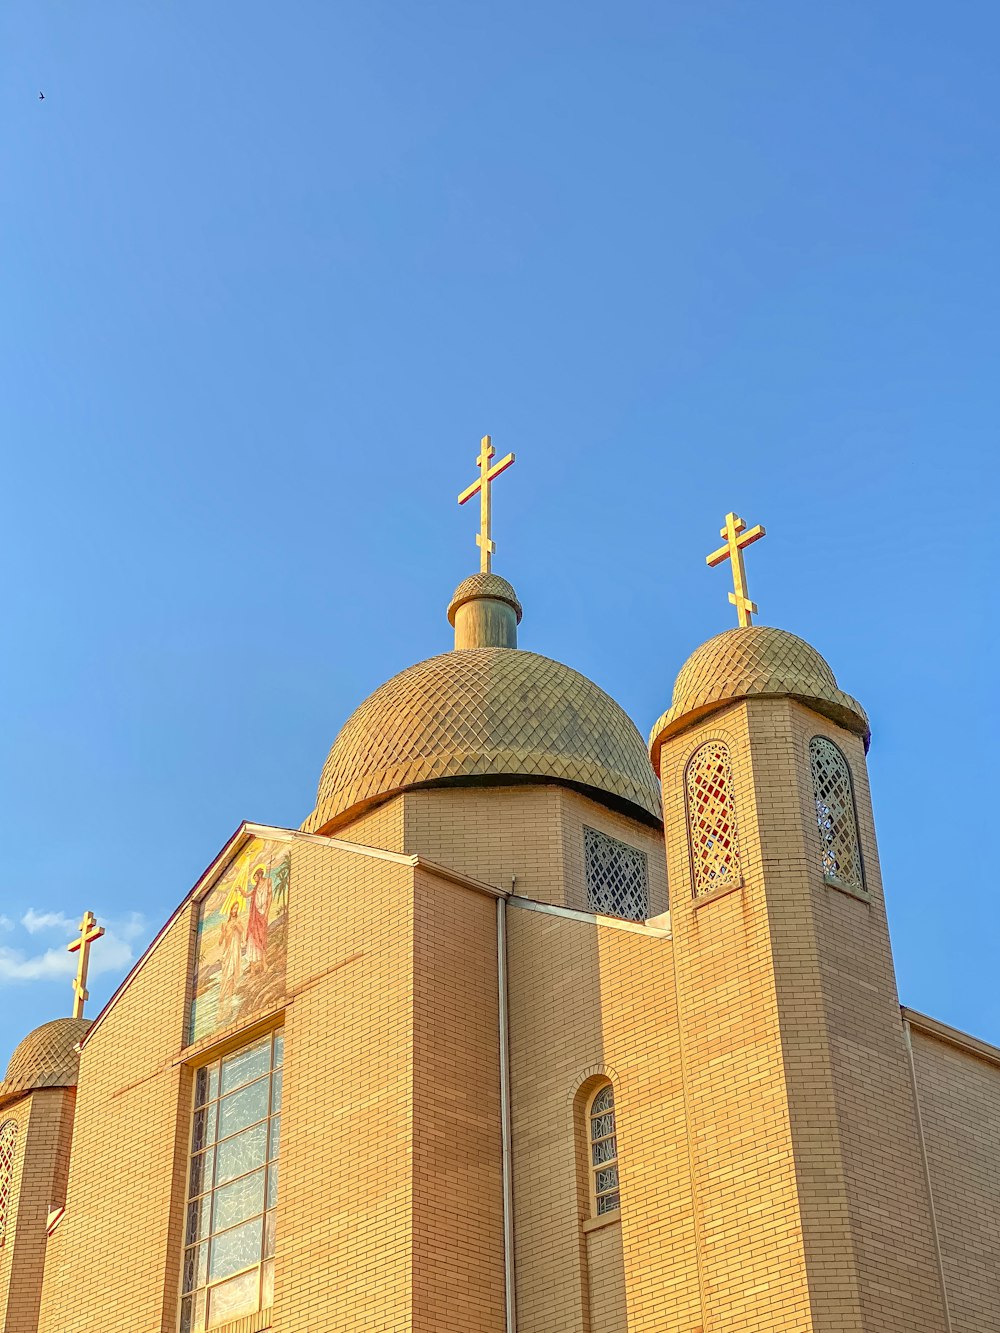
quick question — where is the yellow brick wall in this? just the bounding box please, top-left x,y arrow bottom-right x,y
909,1022 -> 1000,1333
661,706 -> 817,1333
779,701 -> 948,1331
278,840 -> 415,1333
334,795 -> 405,854
507,906 -> 701,1333
0,1088 -> 75,1333
586,1220 -> 627,1333
36,893 -> 194,1333
15,755 -> 997,1333
659,697 -> 950,1332
33,826 -> 511,1333
411,868 -> 505,1332
402,785 -> 667,916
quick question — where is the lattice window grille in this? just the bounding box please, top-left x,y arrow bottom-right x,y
0,1120 -> 17,1246
809,737 -> 865,893
589,1085 -> 620,1216
686,741 -> 743,898
584,827 -> 649,922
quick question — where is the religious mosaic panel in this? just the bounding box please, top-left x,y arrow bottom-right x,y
190,837 -> 291,1044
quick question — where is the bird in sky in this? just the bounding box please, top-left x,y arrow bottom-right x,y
38,91 -> 45,100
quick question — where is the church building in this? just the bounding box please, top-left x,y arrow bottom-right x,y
1,442 -> 998,1333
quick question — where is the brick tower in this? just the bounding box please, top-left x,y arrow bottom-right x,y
0,1018 -> 88,1333
649,625 -> 951,1332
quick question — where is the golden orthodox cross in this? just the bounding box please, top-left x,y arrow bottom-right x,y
457,435 -> 515,573
67,910 -> 105,1019
706,511 -> 766,627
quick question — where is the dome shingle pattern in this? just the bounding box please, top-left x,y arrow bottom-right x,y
447,573 -> 522,625
649,626 -> 869,771
306,648 -> 662,832
1,1017 -> 91,1102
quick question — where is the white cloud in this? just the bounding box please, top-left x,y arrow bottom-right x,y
0,915 -> 13,931
0,911 -> 149,987
0,944 -> 76,982
21,908 -> 74,935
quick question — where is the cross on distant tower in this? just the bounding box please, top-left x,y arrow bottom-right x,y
67,910 -> 105,1019
706,511 -> 767,627
457,435 -> 515,573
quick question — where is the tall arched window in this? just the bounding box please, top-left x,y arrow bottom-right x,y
809,736 -> 865,893
686,741 -> 743,897
0,1119 -> 18,1246
588,1084 -> 620,1216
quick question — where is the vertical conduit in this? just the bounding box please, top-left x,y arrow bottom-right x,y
497,897 -> 517,1333
903,1018 -> 953,1333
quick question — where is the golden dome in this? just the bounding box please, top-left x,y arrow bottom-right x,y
649,625 -> 869,772
1,1017 -> 91,1102
305,647 -> 662,832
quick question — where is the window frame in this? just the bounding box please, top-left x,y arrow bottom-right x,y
179,1027 -> 283,1333
0,1118 -> 17,1247
684,739 -> 744,899
586,1082 -> 621,1219
808,735 -> 867,897
583,826 -> 650,922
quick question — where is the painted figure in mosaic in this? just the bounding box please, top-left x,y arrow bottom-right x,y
245,866 -> 273,973
218,903 -> 244,1007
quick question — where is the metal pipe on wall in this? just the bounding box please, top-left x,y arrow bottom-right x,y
497,896 -> 517,1333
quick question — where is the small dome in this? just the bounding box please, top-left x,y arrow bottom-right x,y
649,625 -> 870,771
305,647 -> 662,832
1,1017 -> 91,1100
447,573 -> 523,626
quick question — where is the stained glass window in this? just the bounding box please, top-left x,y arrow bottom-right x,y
809,737 -> 865,894
584,827 -> 649,921
0,1120 -> 17,1245
588,1084 -> 620,1216
685,741 -> 743,897
180,1029 -> 283,1332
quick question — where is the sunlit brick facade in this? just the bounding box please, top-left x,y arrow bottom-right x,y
2,574 -> 997,1332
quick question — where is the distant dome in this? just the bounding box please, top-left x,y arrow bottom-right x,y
305,647 -> 662,832
1,1017 -> 91,1101
649,625 -> 869,771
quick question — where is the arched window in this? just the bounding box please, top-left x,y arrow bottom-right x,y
809,737 -> 865,893
685,741 -> 743,897
588,1084 -> 620,1216
584,827 -> 649,921
0,1119 -> 18,1246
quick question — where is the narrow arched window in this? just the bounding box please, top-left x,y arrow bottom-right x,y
685,741 -> 743,897
588,1084 -> 620,1216
809,737 -> 865,893
0,1119 -> 18,1246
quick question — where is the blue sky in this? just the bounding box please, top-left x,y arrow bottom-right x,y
1,1 -> 996,1066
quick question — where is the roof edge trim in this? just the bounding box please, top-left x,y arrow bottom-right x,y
903,1006 -> 1000,1069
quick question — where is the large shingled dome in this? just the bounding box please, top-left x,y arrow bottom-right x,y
649,625 -> 869,771
305,647 -> 662,832
1,1017 -> 91,1103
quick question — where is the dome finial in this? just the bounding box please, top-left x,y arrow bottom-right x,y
448,573 -> 522,649
457,434 -> 515,574
706,511 -> 767,627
